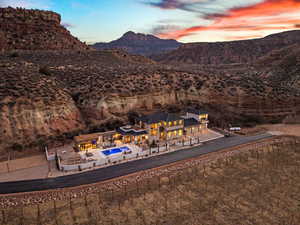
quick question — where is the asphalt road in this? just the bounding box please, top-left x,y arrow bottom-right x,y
0,133 -> 273,194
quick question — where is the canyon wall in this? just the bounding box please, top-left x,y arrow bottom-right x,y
0,7 -> 88,50
0,99 -> 85,150
91,89 -> 300,126
0,63 -> 86,152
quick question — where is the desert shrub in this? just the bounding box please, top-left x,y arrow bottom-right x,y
150,140 -> 157,148
241,115 -> 264,127
39,66 -> 52,76
128,111 -> 139,125
11,143 -> 23,152
9,51 -> 19,58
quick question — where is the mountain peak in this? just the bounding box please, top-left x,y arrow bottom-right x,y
120,31 -> 159,41
92,31 -> 182,56
123,31 -> 136,37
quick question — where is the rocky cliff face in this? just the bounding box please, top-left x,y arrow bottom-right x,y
0,62 -> 85,151
0,32 -> 7,51
92,31 -> 182,56
0,7 -> 88,50
152,30 -> 300,65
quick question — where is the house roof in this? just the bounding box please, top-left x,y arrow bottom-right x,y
184,118 -> 200,127
137,112 -> 182,124
187,108 -> 208,115
74,131 -> 116,143
116,127 -> 148,136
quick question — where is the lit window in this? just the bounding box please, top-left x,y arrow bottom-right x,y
174,121 -> 177,126
179,130 -> 183,136
151,124 -> 156,129
169,122 -> 172,126
179,120 -> 182,125
168,132 -> 172,137
164,122 -> 167,126
151,130 -> 157,136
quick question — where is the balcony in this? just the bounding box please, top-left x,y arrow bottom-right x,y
165,125 -> 184,131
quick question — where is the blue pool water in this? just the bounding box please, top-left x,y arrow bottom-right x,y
102,146 -> 130,156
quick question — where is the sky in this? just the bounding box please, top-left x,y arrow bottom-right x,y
1,0 -> 300,43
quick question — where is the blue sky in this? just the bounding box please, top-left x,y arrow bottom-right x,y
1,0 -> 300,43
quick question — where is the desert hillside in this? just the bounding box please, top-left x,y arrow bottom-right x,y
152,30 -> 300,65
1,47 -> 300,153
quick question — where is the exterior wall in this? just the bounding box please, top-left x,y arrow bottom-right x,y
146,119 -> 184,143
199,114 -> 209,121
77,141 -> 97,151
45,146 -> 55,161
186,112 -> 209,122
185,126 -> 198,136
166,129 -> 183,140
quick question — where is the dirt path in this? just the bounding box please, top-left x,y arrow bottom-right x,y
244,124 -> 300,136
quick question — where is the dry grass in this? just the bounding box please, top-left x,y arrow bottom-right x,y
244,124 -> 300,137
1,138 -> 300,225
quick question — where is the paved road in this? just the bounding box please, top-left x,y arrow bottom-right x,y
0,133 -> 273,194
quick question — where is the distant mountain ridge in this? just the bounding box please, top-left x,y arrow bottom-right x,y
152,30 -> 300,65
91,31 -> 182,56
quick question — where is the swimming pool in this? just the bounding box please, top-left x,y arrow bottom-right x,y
102,146 -> 130,156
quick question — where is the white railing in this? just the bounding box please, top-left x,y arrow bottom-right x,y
165,125 -> 184,131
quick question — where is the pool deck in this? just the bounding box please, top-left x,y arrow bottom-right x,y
78,145 -> 140,162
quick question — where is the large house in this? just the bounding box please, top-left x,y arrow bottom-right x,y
75,109 -> 209,151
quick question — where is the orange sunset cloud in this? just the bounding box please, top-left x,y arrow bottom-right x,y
157,0 -> 300,40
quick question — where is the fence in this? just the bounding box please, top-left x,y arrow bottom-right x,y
45,146 -> 55,161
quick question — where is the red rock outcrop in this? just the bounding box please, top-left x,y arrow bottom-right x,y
0,62 -> 86,151
0,7 -> 89,50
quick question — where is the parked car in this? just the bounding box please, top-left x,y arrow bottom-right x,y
229,127 -> 241,131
